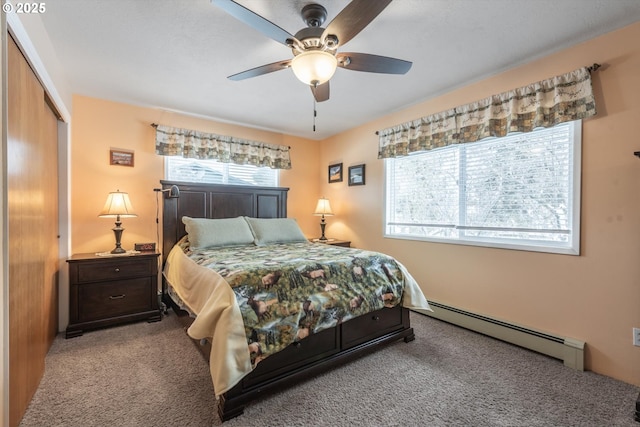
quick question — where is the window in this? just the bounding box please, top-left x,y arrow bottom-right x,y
384,121 -> 581,254
165,157 -> 278,187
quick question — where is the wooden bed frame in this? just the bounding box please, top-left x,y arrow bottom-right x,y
160,180 -> 416,421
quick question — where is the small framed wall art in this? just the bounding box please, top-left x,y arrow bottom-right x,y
110,149 -> 135,167
348,164 -> 366,186
328,162 -> 343,183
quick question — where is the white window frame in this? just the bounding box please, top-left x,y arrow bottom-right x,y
164,157 -> 279,187
383,121 -> 582,255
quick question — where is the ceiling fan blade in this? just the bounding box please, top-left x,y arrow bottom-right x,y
337,52 -> 412,74
311,82 -> 330,102
211,0 -> 296,46
322,0 -> 392,47
228,60 -> 292,81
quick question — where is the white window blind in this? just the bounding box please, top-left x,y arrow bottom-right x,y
166,157 -> 278,187
385,121 -> 581,254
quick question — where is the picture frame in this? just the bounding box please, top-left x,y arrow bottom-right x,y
348,164 -> 366,186
328,162 -> 343,183
110,149 -> 135,167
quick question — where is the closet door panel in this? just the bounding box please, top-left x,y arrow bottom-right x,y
42,104 -> 59,348
7,35 -> 59,427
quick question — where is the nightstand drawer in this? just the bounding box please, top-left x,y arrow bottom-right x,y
78,278 -> 153,322
77,258 -> 154,283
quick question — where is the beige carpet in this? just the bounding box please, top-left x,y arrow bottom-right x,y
19,311 -> 639,426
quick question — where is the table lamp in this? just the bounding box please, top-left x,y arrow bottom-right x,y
313,197 -> 334,241
99,190 -> 137,254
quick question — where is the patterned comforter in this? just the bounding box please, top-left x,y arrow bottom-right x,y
164,239 -> 430,395
184,241 -> 406,366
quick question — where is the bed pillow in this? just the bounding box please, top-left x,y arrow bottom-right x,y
182,216 -> 255,250
244,217 -> 308,246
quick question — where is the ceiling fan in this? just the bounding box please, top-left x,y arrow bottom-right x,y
211,0 -> 412,103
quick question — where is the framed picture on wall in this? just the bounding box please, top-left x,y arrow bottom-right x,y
110,149 -> 135,167
328,163 -> 343,183
348,164 -> 366,186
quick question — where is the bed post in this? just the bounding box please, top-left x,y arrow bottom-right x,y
160,183 -> 179,311
217,389 -> 246,422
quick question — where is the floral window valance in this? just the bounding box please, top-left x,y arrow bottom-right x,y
155,124 -> 292,170
377,66 -> 597,159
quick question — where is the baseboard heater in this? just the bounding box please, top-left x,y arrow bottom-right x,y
413,301 -> 585,371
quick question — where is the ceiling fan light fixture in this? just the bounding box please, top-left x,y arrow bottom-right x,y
291,50 -> 337,86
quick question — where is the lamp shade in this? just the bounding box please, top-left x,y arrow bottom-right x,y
313,198 -> 334,216
291,50 -> 338,86
98,190 -> 137,218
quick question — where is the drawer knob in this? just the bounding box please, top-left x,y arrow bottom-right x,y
109,294 -> 126,300
293,341 -> 302,348
372,315 -> 380,321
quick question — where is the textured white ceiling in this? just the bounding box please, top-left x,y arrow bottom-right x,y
37,0 -> 640,140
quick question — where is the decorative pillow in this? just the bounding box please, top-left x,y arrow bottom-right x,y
244,217 -> 308,246
182,216 -> 255,250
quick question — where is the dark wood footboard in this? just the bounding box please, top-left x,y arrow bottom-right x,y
171,303 -> 413,421
217,305 -> 413,421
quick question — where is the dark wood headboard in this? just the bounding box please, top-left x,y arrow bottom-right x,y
160,180 -> 289,263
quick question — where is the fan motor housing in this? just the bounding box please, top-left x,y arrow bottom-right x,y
293,27 -> 325,50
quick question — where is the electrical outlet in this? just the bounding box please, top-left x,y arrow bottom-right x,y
634,328 -> 640,347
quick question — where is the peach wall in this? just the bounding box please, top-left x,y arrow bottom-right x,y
320,21 -> 640,386
71,95 -> 320,256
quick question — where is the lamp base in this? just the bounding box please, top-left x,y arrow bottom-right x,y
319,218 -> 328,241
110,219 -> 126,254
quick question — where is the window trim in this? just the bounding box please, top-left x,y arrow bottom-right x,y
383,121 -> 582,255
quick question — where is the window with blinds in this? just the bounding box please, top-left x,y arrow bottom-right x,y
384,121 -> 581,254
165,157 -> 278,187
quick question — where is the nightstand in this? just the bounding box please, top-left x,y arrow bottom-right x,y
312,239 -> 351,248
66,252 -> 161,338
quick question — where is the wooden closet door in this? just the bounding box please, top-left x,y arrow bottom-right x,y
7,35 -> 59,427
42,101 -> 59,348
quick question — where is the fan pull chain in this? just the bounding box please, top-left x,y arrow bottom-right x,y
313,97 -> 317,132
